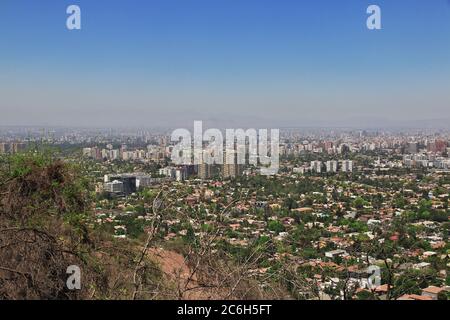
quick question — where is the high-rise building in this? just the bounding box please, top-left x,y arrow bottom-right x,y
198,163 -> 211,179
82,148 -> 92,157
326,160 -> 338,173
198,163 -> 221,179
110,149 -> 120,160
408,142 -> 418,154
223,162 -> 243,179
105,174 -> 137,194
175,168 -> 186,181
0,142 -> 25,154
0,143 -> 9,154
104,180 -> 124,193
11,143 -> 26,153
433,140 -> 447,153
223,150 -> 243,178
310,161 -> 322,173
341,160 -> 353,172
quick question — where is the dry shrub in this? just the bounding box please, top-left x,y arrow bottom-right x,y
0,153 -> 161,300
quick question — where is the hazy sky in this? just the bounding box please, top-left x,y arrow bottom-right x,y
1,0 -> 449,128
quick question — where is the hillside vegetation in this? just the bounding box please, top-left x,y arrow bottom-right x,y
0,153 -> 163,299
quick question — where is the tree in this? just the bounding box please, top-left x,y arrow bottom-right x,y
268,220 -> 285,234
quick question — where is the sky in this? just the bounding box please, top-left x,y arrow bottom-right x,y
0,0 -> 449,129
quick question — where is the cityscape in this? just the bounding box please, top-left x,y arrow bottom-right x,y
0,0 -> 449,307
0,126 -> 448,300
